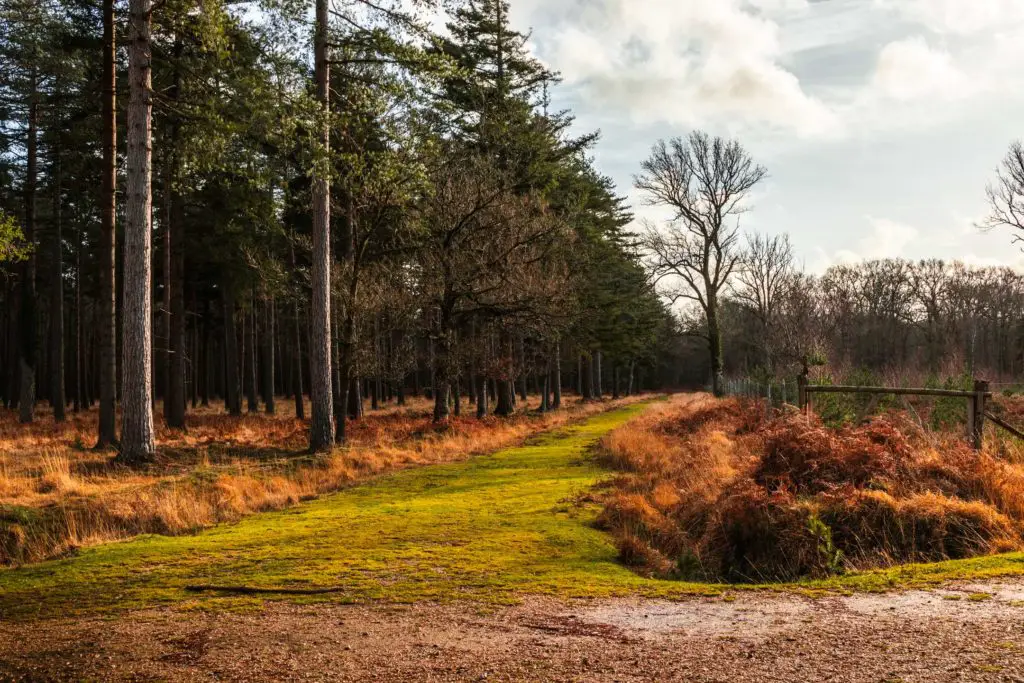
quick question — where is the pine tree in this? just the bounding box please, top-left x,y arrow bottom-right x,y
118,0 -> 156,463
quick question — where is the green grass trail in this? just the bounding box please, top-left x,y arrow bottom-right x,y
3,402 -> 1024,621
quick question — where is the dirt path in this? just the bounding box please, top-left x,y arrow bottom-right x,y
3,581 -> 1024,682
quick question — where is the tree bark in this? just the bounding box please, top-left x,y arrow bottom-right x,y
594,350 -> 603,399
308,0 -> 334,451
293,302 -> 305,420
119,0 -> 156,463
223,288 -> 241,416
432,324 -> 451,423
74,206 -> 82,412
96,0 -> 118,447
708,292 -> 724,397
165,48 -> 186,430
49,124 -> 65,422
476,374 -> 488,418
18,71 -> 38,425
516,336 -> 527,403
346,377 -> 362,420
582,354 -> 594,400
263,298 -> 275,414
246,298 -> 258,413
552,340 -> 561,409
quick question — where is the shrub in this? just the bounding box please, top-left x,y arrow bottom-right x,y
597,394 -> 1024,583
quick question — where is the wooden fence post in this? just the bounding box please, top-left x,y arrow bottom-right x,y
970,379 -> 989,450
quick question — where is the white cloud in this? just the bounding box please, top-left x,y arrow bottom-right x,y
876,0 -> 1024,36
816,217 -> 920,270
870,37 -> 967,102
530,0 -> 840,138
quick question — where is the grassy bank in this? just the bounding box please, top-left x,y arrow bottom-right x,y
3,399 -> 1024,622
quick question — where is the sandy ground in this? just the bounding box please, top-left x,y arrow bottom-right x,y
3,581 -> 1024,682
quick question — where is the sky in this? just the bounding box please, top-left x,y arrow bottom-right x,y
496,0 -> 1024,273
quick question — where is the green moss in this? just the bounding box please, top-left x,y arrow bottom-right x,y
3,400 -> 1024,622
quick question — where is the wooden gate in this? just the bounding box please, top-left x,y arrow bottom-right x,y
797,378 -> 998,450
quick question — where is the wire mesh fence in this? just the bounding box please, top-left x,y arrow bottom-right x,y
719,377 -> 797,407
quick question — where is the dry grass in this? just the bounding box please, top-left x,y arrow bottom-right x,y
596,394 -> 1024,583
0,394 -> 648,565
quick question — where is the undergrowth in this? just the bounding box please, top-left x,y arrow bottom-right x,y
0,395 -> 645,565
597,395 -> 1024,582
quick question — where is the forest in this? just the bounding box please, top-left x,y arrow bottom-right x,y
0,0 -> 684,461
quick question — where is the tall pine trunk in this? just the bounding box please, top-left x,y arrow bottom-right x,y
246,300 -> 258,413
308,0 -> 334,451
19,71 -> 38,425
223,288 -> 241,416
96,0 -> 118,447
293,302 -> 304,420
262,298 -> 275,414
73,207 -> 82,412
165,48 -> 186,430
119,0 -> 156,463
49,127 -> 65,422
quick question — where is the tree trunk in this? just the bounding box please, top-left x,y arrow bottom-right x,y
18,71 -> 38,425
516,336 -> 527,403
552,340 -> 561,409
308,0 -> 334,451
626,360 -> 635,396
263,298 -> 275,414
163,192 -> 185,426
594,350 -> 603,399
583,354 -> 594,400
119,0 -> 156,463
476,374 -> 488,418
612,365 -> 620,400
495,379 -> 513,416
331,297 -> 343,433
293,301 -> 304,420
432,324 -> 451,423
708,293 -> 724,397
540,354 -> 550,413
201,309 -> 211,406
49,127 -> 65,422
164,51 -> 186,429
96,0 -> 118,448
346,377 -> 362,420
73,210 -> 82,412
246,298 -> 258,413
223,288 -> 241,416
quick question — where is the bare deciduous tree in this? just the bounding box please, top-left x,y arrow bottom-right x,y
733,232 -> 794,371
636,131 -> 767,396
984,141 -> 1024,244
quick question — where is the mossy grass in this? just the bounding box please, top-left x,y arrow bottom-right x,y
2,401 -> 1024,621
